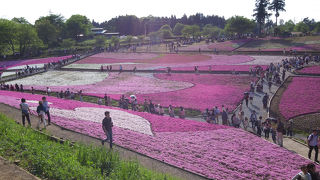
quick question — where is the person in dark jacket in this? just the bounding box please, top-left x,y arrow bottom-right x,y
101,111 -> 113,149
36,101 -> 47,130
221,109 -> 229,126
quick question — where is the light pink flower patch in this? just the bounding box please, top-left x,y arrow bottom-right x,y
91,52 -> 159,59
71,53 -> 255,70
279,77 -> 320,119
12,72 -> 193,95
135,74 -> 256,111
158,65 -> 268,71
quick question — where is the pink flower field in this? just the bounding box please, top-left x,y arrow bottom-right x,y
279,77 -> 320,119
91,52 -> 160,59
135,74 -> 257,111
0,90 -> 317,179
0,55 -> 72,70
70,53 -> 255,71
158,65 -> 268,72
297,65 -> 320,75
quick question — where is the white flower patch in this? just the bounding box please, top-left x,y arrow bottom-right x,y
7,64 -> 44,70
240,56 -> 286,65
1,71 -> 15,77
48,107 -> 153,136
26,100 -> 52,105
135,73 -> 156,79
64,63 -> 142,69
8,71 -> 108,86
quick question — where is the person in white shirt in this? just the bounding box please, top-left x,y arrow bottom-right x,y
292,165 -> 311,180
20,98 -> 31,126
308,130 -> 319,163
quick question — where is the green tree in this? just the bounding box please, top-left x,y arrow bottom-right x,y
35,19 -> 58,47
0,19 -> 18,55
110,36 -> 120,48
224,16 -> 256,36
66,15 -> 91,40
35,14 -> 65,47
173,23 -> 185,36
94,36 -> 106,48
202,24 -> 223,39
60,38 -> 75,48
294,22 -> 309,33
148,31 -> 162,43
268,0 -> 286,26
159,29 -> 173,39
182,25 -> 200,39
313,22 -> 320,33
159,24 -> 172,32
125,35 -> 133,44
12,17 -> 29,24
253,0 -> 272,35
16,23 -> 43,56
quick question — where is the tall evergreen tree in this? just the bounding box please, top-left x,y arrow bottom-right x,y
253,0 -> 272,35
269,0 -> 286,26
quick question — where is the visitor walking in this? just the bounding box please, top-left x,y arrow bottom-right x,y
178,107 -> 185,119
98,98 -> 103,105
308,130 -> 319,163
287,119 -> 293,137
143,99 -> 149,112
42,97 -> 51,125
169,105 -> 175,118
262,93 -> 269,110
271,119 -> 277,143
214,106 -> 220,124
250,111 -> 257,132
257,116 -> 263,137
221,109 -> 228,126
244,93 -> 249,107
249,91 -> 254,105
46,87 -> 51,96
20,98 -> 31,126
101,111 -> 113,149
268,81 -> 272,92
36,101 -> 47,130
263,120 -> 270,139
104,94 -> 108,106
276,120 -> 285,147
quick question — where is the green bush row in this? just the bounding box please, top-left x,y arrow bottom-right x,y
0,113 -> 177,180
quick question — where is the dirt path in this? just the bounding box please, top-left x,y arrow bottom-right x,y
0,156 -> 40,180
0,103 -> 208,180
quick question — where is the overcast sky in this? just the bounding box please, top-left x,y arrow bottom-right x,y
1,0 -> 319,24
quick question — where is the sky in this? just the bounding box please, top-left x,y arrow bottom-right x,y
0,0 -> 319,24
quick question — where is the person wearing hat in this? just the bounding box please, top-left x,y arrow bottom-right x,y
308,129 -> 319,163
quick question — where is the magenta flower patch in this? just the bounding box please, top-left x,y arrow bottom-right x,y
297,66 -> 320,75
279,77 -> 320,119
